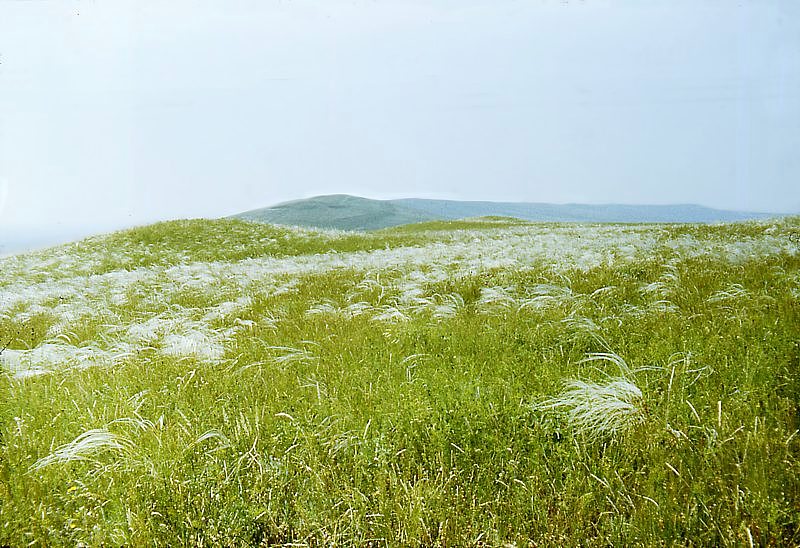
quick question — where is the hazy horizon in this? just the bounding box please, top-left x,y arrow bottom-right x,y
1,193 -> 791,257
2,1 -> 799,249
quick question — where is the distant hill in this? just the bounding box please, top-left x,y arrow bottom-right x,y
391,198 -> 774,224
233,194 -> 776,230
234,195 -> 438,231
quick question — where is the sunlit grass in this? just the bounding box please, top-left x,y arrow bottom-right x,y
0,217 -> 797,545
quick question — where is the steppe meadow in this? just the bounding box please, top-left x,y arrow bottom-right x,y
0,217 -> 797,545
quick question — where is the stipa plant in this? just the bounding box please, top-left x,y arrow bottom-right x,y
429,293 -> 465,319
476,285 -> 517,313
230,344 -> 317,375
29,428 -> 132,471
305,300 -> 345,318
371,304 -> 411,322
560,316 -> 613,353
706,283 -> 749,304
537,353 -> 646,438
517,283 -> 575,312
538,378 -> 644,437
267,345 -> 317,366
188,429 -> 232,456
639,262 -> 682,313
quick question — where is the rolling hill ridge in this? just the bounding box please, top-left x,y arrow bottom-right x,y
233,194 -> 776,230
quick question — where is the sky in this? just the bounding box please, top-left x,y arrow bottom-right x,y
1,0 -> 799,248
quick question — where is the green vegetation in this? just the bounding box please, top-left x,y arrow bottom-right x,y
382,216 -> 530,234
68,219 -> 434,274
0,217 -> 798,545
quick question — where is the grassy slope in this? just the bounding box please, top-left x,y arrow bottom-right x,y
234,194 -> 438,231
0,217 -> 798,545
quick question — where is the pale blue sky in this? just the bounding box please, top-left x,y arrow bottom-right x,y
1,0 -> 798,243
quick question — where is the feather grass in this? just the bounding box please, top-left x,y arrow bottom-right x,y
30,429 -> 130,471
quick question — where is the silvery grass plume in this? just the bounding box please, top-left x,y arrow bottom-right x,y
30,428 -> 131,471
639,264 -> 682,313
537,353 -> 645,438
371,305 -> 411,322
560,316 -> 613,352
234,345 -> 317,374
267,346 -> 317,366
306,300 -> 345,318
306,300 -> 373,319
349,276 -> 387,303
517,283 -> 574,312
161,330 -> 225,361
477,286 -> 517,313
430,293 -> 465,320
188,429 -> 231,456
1,343 -> 132,379
706,283 -> 749,304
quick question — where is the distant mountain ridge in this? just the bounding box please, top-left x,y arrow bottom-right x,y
391,198 -> 772,224
233,194 -> 776,231
234,195 -> 436,231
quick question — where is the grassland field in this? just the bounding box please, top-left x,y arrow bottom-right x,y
0,217 -> 798,546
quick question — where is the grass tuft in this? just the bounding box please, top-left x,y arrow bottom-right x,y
30,428 -> 130,471
537,376 -> 645,437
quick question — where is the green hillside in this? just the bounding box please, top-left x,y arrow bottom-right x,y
234,194 -> 438,231
0,217 -> 798,545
